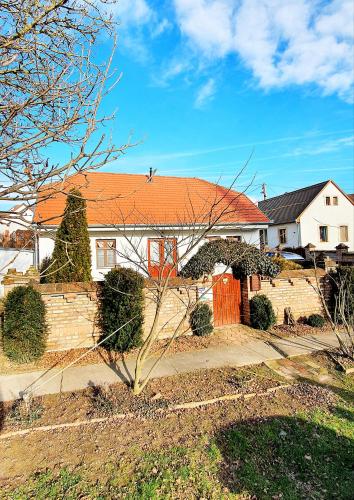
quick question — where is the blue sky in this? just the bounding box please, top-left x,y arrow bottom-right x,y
59,1 -> 354,200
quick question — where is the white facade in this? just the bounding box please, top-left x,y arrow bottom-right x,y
266,222 -> 300,249
37,224 -> 264,281
264,181 -> 354,251
0,204 -> 34,295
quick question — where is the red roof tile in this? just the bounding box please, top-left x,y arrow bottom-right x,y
34,172 -> 269,226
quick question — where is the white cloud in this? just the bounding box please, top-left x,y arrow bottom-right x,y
173,0 -> 354,101
194,78 -> 216,108
109,0 -> 153,26
151,18 -> 172,38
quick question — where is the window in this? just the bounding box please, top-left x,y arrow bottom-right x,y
226,235 -> 242,242
96,239 -> 116,268
325,196 -> 331,206
340,225 -> 348,242
319,226 -> 328,242
333,196 -> 338,206
278,228 -> 287,244
205,236 -> 221,241
148,238 -> 177,277
259,229 -> 268,247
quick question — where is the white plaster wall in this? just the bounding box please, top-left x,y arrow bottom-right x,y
299,182 -> 354,251
266,223 -> 300,249
38,226 -> 264,281
0,248 -> 34,295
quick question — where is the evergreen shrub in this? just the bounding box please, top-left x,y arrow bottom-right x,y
307,314 -> 325,328
250,294 -> 276,330
2,285 -> 47,363
180,239 -> 279,280
47,188 -> 92,282
99,268 -> 144,352
190,303 -> 213,336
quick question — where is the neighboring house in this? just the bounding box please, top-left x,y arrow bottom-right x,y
0,204 -> 34,295
34,172 -> 269,281
258,180 -> 354,252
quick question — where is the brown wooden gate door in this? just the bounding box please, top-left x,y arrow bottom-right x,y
212,273 -> 241,326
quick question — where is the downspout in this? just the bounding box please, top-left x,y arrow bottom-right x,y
296,219 -> 301,247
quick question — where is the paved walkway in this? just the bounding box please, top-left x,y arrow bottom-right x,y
0,331 -> 339,402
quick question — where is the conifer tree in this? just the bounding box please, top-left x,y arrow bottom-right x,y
47,188 -> 92,282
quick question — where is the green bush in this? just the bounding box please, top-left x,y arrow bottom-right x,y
250,294 -> 276,330
2,286 -> 47,363
180,239 -> 279,280
99,268 -> 144,352
307,314 -> 325,328
47,188 -> 92,283
190,303 -> 213,337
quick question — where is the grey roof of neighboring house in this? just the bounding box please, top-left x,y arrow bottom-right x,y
258,181 -> 328,224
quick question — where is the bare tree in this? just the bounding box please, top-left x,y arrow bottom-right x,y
312,256 -> 353,360
0,0 -> 132,227
101,174 -> 278,395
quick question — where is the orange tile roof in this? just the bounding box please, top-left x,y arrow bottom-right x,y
34,172 -> 269,226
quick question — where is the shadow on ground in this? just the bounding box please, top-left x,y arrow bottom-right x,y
216,408 -> 354,499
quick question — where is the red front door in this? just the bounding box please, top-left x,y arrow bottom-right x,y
148,238 -> 177,278
212,273 -> 241,326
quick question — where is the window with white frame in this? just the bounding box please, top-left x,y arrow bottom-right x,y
319,226 -> 328,242
325,196 -> 331,206
96,239 -> 116,268
333,196 -> 338,206
278,228 -> 287,244
339,225 -> 348,242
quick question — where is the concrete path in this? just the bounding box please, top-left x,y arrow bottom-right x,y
0,331 -> 339,402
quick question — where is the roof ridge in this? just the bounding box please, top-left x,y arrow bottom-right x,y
259,180 -> 329,204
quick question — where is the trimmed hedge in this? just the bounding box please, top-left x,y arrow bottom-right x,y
99,268 -> 144,352
307,314 -> 325,328
190,303 -> 213,337
2,285 -> 47,363
180,239 -> 279,280
250,294 -> 276,330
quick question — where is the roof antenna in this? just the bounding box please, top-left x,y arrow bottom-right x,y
261,183 -> 267,200
147,167 -> 157,183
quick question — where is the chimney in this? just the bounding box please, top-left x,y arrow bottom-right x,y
148,167 -> 153,182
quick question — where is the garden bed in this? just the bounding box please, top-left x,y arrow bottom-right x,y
1,352 -> 352,498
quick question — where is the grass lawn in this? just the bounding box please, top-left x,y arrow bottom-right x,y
1,354 -> 353,499
3,405 -> 353,499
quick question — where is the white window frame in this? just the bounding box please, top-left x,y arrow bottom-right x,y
96,239 -> 116,268
278,228 -> 287,245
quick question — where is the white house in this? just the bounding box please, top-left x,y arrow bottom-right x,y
34,172 -> 270,281
0,204 -> 34,295
258,180 -> 354,252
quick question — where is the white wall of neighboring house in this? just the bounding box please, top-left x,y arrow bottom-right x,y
0,248 -> 34,295
298,182 -> 354,251
0,205 -> 34,295
266,222 -> 300,249
38,225 -> 264,281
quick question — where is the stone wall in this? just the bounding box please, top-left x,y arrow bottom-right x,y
144,281 -> 213,340
1,269 -> 211,351
242,269 -> 331,325
37,282 -> 99,351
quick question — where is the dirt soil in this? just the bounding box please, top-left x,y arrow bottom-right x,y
0,352 -> 348,487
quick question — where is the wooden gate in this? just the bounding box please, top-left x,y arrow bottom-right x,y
212,273 -> 241,326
